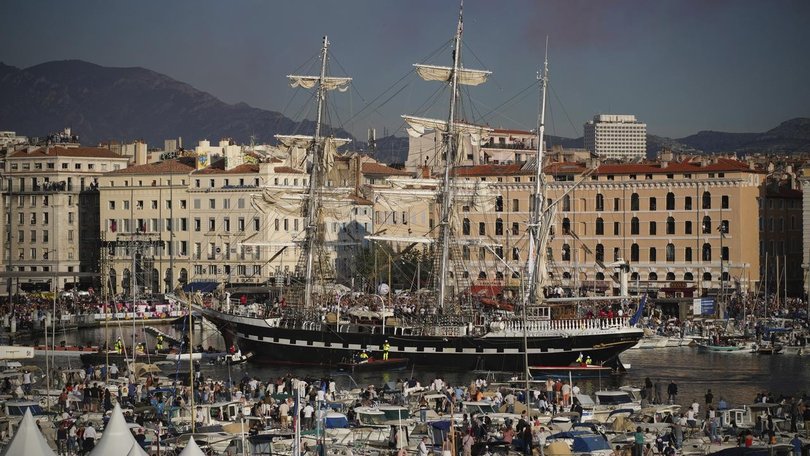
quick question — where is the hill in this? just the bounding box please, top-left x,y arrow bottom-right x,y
0,60 -> 351,146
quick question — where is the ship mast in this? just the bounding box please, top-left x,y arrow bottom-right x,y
436,5 -> 464,309
303,36 -> 330,309
527,40 -> 549,306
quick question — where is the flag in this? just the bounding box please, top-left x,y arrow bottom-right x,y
629,294 -> 647,326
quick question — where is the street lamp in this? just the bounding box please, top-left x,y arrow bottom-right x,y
718,222 -> 727,312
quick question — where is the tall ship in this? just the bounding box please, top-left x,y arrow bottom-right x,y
197,8 -> 643,372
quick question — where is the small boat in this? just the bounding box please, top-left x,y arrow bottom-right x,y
751,343 -> 783,355
529,364 -> 617,379
696,342 -> 746,353
216,351 -> 254,365
336,357 -> 409,372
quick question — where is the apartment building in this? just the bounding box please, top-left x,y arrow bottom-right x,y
436,157 -> 766,297
584,114 -> 647,161
3,146 -> 129,289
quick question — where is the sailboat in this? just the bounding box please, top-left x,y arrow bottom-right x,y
197,10 -> 643,371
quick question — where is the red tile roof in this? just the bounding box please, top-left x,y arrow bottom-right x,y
193,163 -> 260,174
543,158 -> 761,175
9,146 -> 124,159
361,162 -> 410,176
349,194 -> 373,205
107,158 -> 196,175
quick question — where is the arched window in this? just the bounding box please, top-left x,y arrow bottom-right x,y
179,268 -> 188,284
649,272 -> 658,281
702,191 -> 711,209
495,271 -> 504,280
462,218 -> 470,235
631,272 -> 639,281
495,218 -> 503,236
595,194 -> 604,211
722,271 -> 730,281
122,268 -> 131,292
595,217 -> 604,235
595,244 -> 604,262
631,217 -> 640,235
596,272 -> 605,280
666,192 -> 675,210
631,244 -> 639,262
702,215 -> 712,234
666,243 -> 675,262
164,268 -> 173,293
684,272 -> 694,281
631,193 -> 639,211
702,243 -> 712,261
562,195 -> 571,212
495,196 -> 503,212
562,271 -> 571,280
462,271 -> 469,278
649,247 -> 657,262
703,272 -> 712,281
666,217 -> 675,235
478,271 -> 487,279
562,218 -> 571,234
562,244 -> 571,261
462,245 -> 470,260
109,268 -> 118,295
666,272 -> 676,281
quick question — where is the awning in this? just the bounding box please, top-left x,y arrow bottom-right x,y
182,282 -> 219,293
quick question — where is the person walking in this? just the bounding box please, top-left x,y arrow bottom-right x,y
383,340 -> 390,360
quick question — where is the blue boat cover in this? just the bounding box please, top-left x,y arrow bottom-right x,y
183,282 -> 219,292
572,436 -> 611,453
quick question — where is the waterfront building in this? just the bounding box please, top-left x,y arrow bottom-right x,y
584,114 -> 647,161
2,146 -> 129,290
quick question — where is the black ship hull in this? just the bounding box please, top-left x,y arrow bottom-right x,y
199,309 -> 643,372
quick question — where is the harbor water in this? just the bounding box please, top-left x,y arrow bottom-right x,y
30,322 -> 810,408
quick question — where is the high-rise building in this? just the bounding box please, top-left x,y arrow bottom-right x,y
584,114 -> 647,161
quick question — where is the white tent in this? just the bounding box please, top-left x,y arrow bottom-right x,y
1,409 -> 56,456
178,437 -> 206,456
88,404 -> 148,456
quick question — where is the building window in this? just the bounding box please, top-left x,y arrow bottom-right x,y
684,271 -> 694,281
630,193 -> 639,211
666,243 -> 675,262
562,244 -> 571,261
702,216 -> 712,234
463,218 -> 470,235
685,196 -> 692,210
649,247 -> 657,262
512,247 -> 520,261
631,217 -> 639,235
495,196 -> 503,212
702,243 -> 712,261
613,222 -> 620,236
562,218 -> 570,234
512,199 -> 519,212
613,198 -> 620,211
703,272 -> 712,281
595,217 -> 604,235
721,195 -> 729,209
649,221 -> 657,235
253,217 -> 260,231
495,218 -> 503,235
631,244 -> 639,262
685,247 -> 693,262
595,244 -> 604,262
666,192 -> 675,210
649,197 -> 657,211
685,221 -> 692,235
595,194 -> 604,211
562,195 -> 571,212
512,222 -> 519,236
666,217 -> 675,235
238,218 -> 246,231
478,222 -> 486,236
702,191 -> 711,209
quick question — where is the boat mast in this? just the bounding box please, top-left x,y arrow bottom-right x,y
437,5 -> 464,310
304,36 -> 330,309
527,40 -> 549,306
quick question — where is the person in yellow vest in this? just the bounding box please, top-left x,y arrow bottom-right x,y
576,353 -> 584,365
155,335 -> 164,352
114,337 -> 123,354
383,340 -> 390,360
359,350 -> 369,363
585,355 -> 593,365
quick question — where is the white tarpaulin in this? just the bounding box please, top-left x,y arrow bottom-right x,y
89,404 -> 148,456
178,437 -> 206,456
288,75 -> 351,91
1,408 -> 56,456
402,115 -> 493,136
414,64 -> 491,86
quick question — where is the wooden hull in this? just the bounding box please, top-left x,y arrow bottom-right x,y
336,358 -> 409,372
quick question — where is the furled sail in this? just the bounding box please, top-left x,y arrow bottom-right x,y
252,189 -> 304,217
402,115 -> 492,136
275,135 -> 351,172
414,64 -> 490,86
288,75 -> 351,91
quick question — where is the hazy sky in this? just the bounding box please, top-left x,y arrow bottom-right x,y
2,0 -> 809,140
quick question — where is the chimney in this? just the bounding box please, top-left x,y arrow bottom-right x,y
421,165 -> 430,179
